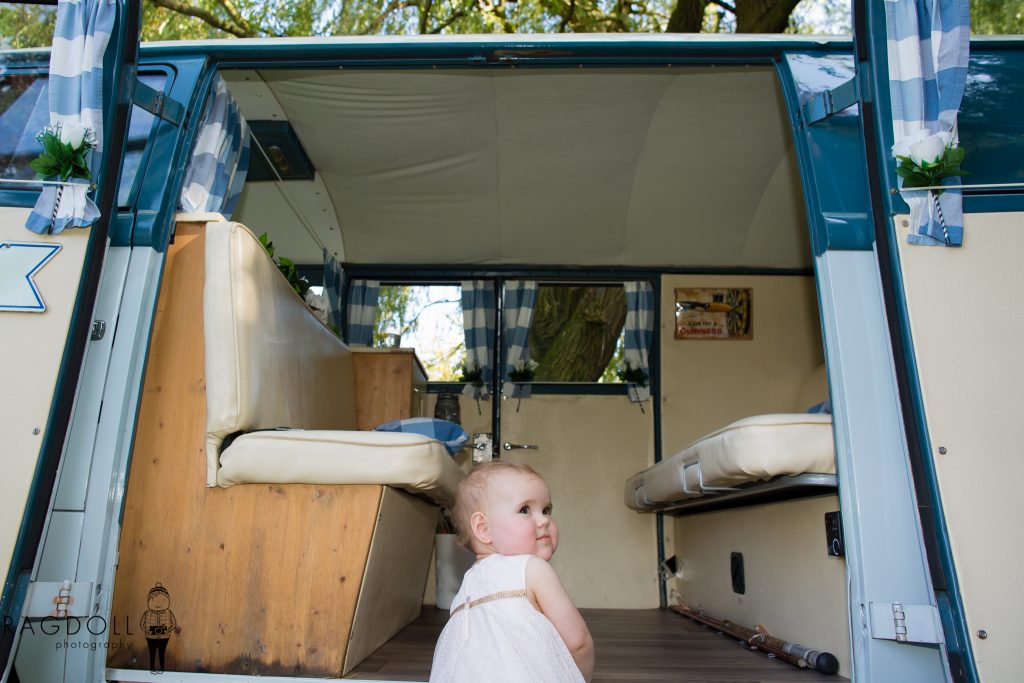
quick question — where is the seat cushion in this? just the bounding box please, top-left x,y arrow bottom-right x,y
626,413 -> 835,509
217,429 -> 464,506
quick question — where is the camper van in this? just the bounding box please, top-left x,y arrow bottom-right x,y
1,2 -> 1021,682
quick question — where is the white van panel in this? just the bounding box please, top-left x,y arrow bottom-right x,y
0,207 -> 91,592
895,211 -> 1024,683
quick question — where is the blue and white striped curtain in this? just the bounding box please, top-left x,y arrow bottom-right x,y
623,282 -> 655,403
179,74 -> 251,218
346,279 -> 379,347
461,280 -> 496,401
25,0 -> 116,234
323,248 -> 344,334
886,0 -> 970,246
502,281 -> 538,399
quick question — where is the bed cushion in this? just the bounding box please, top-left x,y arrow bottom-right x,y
626,413 -> 835,510
217,429 -> 464,506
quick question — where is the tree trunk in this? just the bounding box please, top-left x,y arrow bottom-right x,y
735,0 -> 801,33
529,287 -> 626,382
667,0 -> 710,33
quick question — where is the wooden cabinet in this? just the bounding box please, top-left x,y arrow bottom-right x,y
351,348 -> 427,430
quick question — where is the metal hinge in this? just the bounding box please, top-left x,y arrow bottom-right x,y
23,580 -> 95,619
869,602 -> 944,644
91,319 -> 106,340
801,77 -> 860,126
133,78 -> 184,126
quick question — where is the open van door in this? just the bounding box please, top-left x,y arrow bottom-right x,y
0,0 -> 141,677
851,3 -> 1024,683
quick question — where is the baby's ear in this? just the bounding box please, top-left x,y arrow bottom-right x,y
469,511 -> 490,545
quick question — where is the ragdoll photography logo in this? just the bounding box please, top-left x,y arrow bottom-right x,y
140,582 -> 177,673
3,580 -> 178,672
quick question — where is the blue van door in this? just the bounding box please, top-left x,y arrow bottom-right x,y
0,1 -> 142,677
774,2 -> 987,679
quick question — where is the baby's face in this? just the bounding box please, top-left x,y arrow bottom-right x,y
484,472 -> 559,561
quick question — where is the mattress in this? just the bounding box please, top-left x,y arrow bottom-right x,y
217,429 -> 464,506
625,413 -> 835,510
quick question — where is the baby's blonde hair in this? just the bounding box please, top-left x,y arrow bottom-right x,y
452,461 -> 543,549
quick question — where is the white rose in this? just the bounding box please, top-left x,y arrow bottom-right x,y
59,122 -> 87,149
909,131 -> 952,167
891,129 -> 928,158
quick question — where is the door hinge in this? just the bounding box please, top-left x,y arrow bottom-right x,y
133,78 -> 184,126
23,580 -> 95,619
91,319 -> 106,341
869,602 -> 944,644
801,77 -> 859,126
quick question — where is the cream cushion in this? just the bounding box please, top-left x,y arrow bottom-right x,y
626,413 -> 835,509
626,363 -> 834,510
204,221 -> 358,486
203,221 -> 463,502
218,430 -> 463,506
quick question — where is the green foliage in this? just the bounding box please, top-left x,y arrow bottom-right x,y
30,128 -> 94,182
971,0 -> 1024,35
375,285 -> 418,346
0,5 -> 56,49
895,146 -> 967,194
458,360 -> 484,387
258,232 -> 311,297
615,360 -> 648,387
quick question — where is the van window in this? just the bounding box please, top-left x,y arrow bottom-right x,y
0,4 -> 56,50
376,284 -> 464,380
526,284 -> 626,383
0,73 -> 48,186
0,72 -> 166,204
117,73 -> 168,206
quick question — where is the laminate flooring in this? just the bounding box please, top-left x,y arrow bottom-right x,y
348,607 -> 847,682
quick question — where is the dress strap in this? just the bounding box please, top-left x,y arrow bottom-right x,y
450,589 -> 527,616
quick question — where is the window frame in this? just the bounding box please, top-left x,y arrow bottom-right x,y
341,267 -> 663,397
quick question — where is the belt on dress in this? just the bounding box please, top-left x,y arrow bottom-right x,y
450,589 -> 527,616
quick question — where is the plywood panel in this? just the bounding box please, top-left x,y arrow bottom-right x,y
352,349 -> 423,430
108,222 -> 384,677
345,487 -> 437,673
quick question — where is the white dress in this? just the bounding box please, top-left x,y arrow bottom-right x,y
429,554 -> 586,683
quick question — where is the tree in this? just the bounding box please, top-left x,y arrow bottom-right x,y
971,0 -> 1024,35
530,286 -> 626,382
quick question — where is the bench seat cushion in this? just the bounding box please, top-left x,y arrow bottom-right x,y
218,429 -> 463,506
626,413 -> 835,510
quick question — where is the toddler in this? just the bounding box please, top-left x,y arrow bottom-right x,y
429,462 -> 594,683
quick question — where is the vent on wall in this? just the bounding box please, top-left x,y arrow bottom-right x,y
247,120 -> 315,181
730,552 -> 745,595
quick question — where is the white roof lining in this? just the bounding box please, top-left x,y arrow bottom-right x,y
230,65 -> 810,268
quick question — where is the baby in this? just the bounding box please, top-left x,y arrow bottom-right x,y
429,462 -> 594,683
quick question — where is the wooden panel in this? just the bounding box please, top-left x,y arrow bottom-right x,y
107,222 -> 384,677
344,488 -> 437,674
352,350 -> 422,430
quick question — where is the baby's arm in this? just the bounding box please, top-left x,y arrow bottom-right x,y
526,557 -> 595,682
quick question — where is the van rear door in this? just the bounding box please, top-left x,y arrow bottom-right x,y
0,0 -> 141,676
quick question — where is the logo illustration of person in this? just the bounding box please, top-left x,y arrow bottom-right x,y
140,582 -> 176,673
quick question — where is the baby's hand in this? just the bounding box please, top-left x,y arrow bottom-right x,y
526,557 -> 595,682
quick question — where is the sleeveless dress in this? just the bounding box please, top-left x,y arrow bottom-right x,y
429,554 -> 586,683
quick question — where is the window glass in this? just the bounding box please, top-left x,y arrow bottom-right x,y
118,73 -> 168,206
0,74 -> 48,185
524,284 -> 626,383
0,71 -> 167,204
375,285 -> 464,381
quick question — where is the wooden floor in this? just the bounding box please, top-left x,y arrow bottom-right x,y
349,608 -> 846,682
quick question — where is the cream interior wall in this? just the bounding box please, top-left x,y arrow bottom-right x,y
0,209 -> 90,591
894,213 -> 1023,683
501,395 -> 658,608
660,274 -> 823,455
672,496 -> 849,677
422,392 -> 658,609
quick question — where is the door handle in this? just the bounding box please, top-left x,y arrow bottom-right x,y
503,442 -> 539,451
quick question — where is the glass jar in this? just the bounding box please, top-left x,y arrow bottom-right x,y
434,392 -> 461,425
